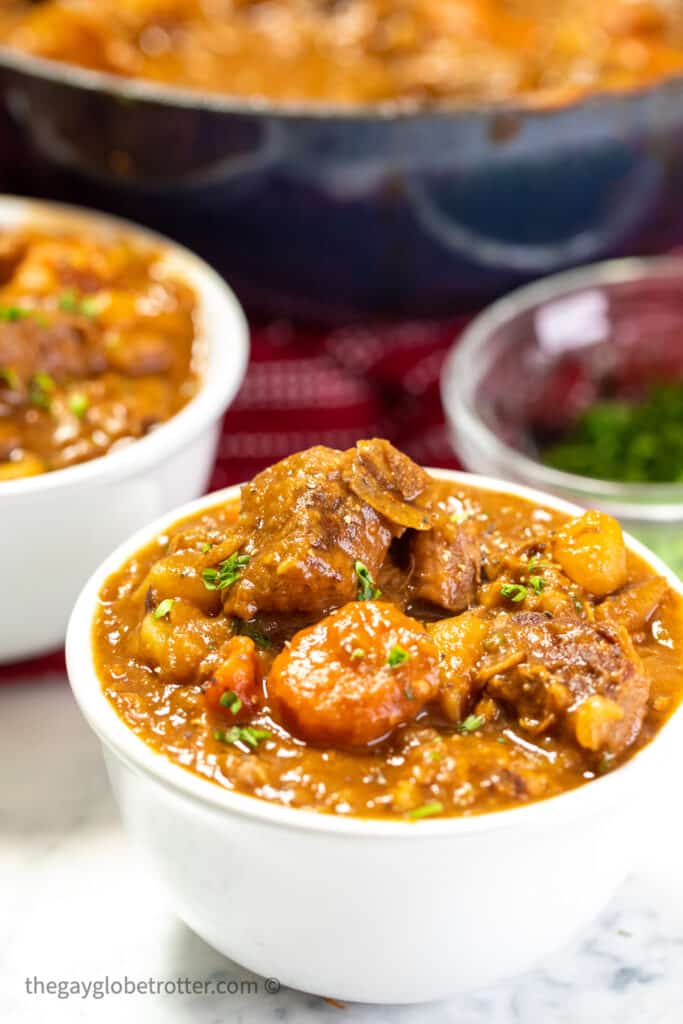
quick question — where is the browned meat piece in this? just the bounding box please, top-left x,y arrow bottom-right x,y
341,438 -> 432,533
0,317 -> 104,391
411,516 -> 480,612
481,611 -> 649,755
596,577 -> 668,635
219,441 -> 430,620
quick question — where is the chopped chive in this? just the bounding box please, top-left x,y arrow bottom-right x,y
408,801 -> 444,820
458,714 -> 485,734
29,371 -> 55,411
355,560 -> 381,601
68,392 -> 89,418
529,575 -> 545,595
219,690 -> 242,714
0,367 -> 20,390
387,644 -> 410,669
58,289 -> 98,317
214,725 -> 271,749
153,597 -> 175,620
202,552 -> 250,591
500,582 -> 527,603
450,509 -> 470,525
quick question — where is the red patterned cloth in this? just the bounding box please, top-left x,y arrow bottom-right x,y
0,316 -> 466,681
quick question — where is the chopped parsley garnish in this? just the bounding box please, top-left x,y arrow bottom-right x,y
355,560 -> 381,601
219,690 -> 242,714
0,367 -> 19,390
458,714 -> 485,734
29,372 -> 55,411
232,619 -> 272,650
68,392 -> 89,418
408,801 -> 444,820
0,304 -> 31,321
350,647 -> 365,660
202,552 -> 250,591
450,509 -> 470,525
529,575 -> 545,595
214,726 -> 271,749
387,644 -> 410,668
153,598 -> 175,620
200,542 -> 213,554
500,582 -> 527,603
58,289 -> 98,317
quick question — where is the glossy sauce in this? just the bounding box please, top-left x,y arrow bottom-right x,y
93,461 -> 683,820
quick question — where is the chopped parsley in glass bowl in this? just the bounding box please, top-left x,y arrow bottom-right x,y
442,257 -> 683,578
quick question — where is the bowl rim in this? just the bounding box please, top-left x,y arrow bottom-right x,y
66,466 -> 683,839
442,254 -> 683,518
3,43 -> 683,121
0,194 -> 249,497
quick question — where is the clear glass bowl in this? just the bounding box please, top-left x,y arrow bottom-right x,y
441,257 -> 683,577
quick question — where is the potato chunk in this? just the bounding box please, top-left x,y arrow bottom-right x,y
552,511 -> 627,597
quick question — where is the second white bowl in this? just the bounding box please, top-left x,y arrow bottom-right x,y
0,196 -> 248,664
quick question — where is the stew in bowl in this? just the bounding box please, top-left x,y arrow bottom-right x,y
92,439 -> 683,821
0,225 -> 200,481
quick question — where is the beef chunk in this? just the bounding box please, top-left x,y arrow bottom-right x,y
220,440 -> 431,620
480,612 -> 649,755
0,317 -> 104,391
409,482 -> 481,613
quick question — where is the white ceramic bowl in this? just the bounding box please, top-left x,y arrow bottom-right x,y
0,195 -> 248,663
66,470 -> 683,1003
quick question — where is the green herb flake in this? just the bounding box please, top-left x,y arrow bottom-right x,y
450,509 -> 470,525
529,575 -> 545,595
408,801 -> 444,820
597,752 -> 615,775
214,726 -> 271,749
29,372 -> 55,411
68,392 -> 89,418
387,644 -> 410,669
0,367 -> 20,390
202,552 -> 250,591
500,582 -> 528,603
0,304 -> 31,322
355,560 -> 381,601
458,714 -> 485,734
496,736 -> 507,744
58,289 -> 98,317
200,542 -> 213,554
153,597 -> 175,620
350,647 -> 365,660
219,690 -> 243,714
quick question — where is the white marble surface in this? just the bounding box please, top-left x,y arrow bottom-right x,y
2,675 -> 683,1024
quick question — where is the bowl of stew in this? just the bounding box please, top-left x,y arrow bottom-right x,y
0,195 -> 248,663
2,3 -> 683,316
442,257 -> 683,579
66,439 -> 683,1002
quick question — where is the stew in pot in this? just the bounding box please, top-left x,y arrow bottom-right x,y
2,1 -> 683,107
